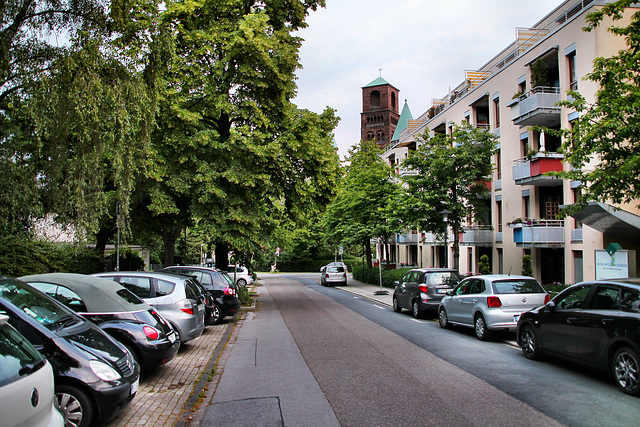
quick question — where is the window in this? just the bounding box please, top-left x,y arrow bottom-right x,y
0,321 -> 45,387
492,280 -> 544,294
184,280 -> 202,300
468,279 -> 485,294
426,272 -> 461,286
119,277 -> 152,298
556,286 -> 590,310
370,90 -> 380,108
155,279 -> 175,297
56,286 -> 88,312
590,287 -> 620,310
494,97 -> 500,128
496,200 -> 503,232
568,52 -> 577,90
116,289 -> 145,305
621,288 -> 640,313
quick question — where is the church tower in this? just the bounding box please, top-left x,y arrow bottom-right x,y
361,76 -> 400,149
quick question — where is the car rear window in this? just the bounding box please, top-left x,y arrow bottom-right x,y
426,272 -> 460,286
327,267 -> 344,273
492,280 -> 544,294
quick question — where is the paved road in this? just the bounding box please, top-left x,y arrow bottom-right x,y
196,274 -> 571,426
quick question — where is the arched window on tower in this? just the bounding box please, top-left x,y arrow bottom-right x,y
370,90 -> 380,108
392,92 -> 396,111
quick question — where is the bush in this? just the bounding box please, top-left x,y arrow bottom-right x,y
478,255 -> 491,275
521,254 -> 533,277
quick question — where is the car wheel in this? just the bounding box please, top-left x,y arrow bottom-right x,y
613,346 -> 640,396
520,324 -> 542,360
56,384 -> 95,427
438,308 -> 450,329
210,304 -> 223,325
412,301 -> 423,319
237,278 -> 247,288
474,314 -> 492,341
392,296 -> 402,313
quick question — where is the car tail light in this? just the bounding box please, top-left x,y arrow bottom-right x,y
143,325 -> 160,340
487,296 -> 502,308
181,307 -> 194,315
418,285 -> 429,294
178,300 -> 194,315
544,294 -> 550,304
224,287 -> 236,295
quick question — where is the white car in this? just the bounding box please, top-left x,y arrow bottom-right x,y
438,274 -> 549,340
0,314 -> 64,427
227,265 -> 254,287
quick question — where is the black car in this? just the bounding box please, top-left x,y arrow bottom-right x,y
393,268 -> 461,318
0,277 -> 139,427
158,266 -> 241,325
517,278 -> 640,396
20,273 -> 181,373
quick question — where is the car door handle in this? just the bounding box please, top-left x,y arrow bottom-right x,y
602,319 -> 614,325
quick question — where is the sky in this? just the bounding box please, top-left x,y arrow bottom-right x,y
292,0 -> 567,159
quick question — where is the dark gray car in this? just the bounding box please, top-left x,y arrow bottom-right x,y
393,268 -> 461,318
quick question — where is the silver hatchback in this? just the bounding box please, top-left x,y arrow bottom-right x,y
438,274 -> 549,340
93,272 -> 205,344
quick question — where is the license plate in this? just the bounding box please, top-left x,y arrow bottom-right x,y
168,331 -> 176,343
514,314 -> 520,322
437,289 -> 448,294
131,377 -> 139,395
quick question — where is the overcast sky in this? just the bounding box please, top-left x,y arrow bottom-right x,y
293,0 -> 566,159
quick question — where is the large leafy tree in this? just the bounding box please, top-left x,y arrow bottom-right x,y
557,0 -> 640,212
397,124 -> 496,270
1,0 -> 167,238
145,0 -> 339,265
323,139 -> 402,267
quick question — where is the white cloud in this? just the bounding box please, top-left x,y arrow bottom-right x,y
293,0 -> 567,158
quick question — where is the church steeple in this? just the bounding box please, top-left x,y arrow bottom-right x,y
361,75 -> 400,149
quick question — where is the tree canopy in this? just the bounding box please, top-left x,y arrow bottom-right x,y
323,139 -> 402,267
557,0 -> 640,212
397,124 -> 496,269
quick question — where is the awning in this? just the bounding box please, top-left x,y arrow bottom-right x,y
564,201 -> 640,241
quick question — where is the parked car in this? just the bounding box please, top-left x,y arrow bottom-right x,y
0,313 -> 64,427
227,265 -> 254,287
439,274 -> 549,340
0,277 -> 139,427
93,271 -> 205,344
517,278 -> 640,396
158,266 -> 241,325
320,263 -> 347,286
393,268 -> 461,318
20,273 -> 180,372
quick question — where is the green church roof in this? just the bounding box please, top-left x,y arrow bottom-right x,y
363,76 -> 396,89
391,100 -> 413,142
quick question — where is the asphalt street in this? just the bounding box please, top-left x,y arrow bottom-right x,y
194,274 -> 563,426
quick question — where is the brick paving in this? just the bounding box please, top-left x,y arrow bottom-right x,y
108,316 -> 239,427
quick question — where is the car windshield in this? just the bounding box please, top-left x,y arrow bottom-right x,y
492,280 -> 544,294
0,279 -> 78,329
327,267 -> 344,273
426,272 -> 460,286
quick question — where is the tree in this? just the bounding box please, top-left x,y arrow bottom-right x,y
323,139 -> 402,267
556,0 -> 640,213
397,124 -> 496,270
144,0 -> 339,265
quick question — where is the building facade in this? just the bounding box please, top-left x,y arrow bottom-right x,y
378,0 -> 640,284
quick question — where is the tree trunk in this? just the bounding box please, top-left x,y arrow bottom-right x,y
453,216 -> 460,271
365,239 -> 372,268
162,225 -> 179,266
215,242 -> 229,271
94,224 -> 115,253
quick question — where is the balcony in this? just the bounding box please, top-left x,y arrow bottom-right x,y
398,167 -> 419,177
460,225 -> 493,247
512,152 -> 564,186
508,219 -> 565,247
421,232 -> 445,245
397,233 -> 419,245
510,86 -> 561,127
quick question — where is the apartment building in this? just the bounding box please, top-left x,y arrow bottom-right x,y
375,0 -> 640,284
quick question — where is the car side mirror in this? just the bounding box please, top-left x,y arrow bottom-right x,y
546,301 -> 556,312
394,280 -> 399,286
446,290 -> 453,296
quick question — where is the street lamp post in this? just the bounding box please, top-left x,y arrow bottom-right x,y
441,209 -> 450,269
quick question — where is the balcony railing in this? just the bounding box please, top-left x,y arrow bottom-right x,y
512,152 -> 564,186
508,219 -> 565,247
460,225 -> 493,247
510,86 -> 561,127
571,228 -> 583,243
397,233 -> 419,245
421,232 -> 445,245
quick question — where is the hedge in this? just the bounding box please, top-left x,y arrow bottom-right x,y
350,265 -> 412,288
